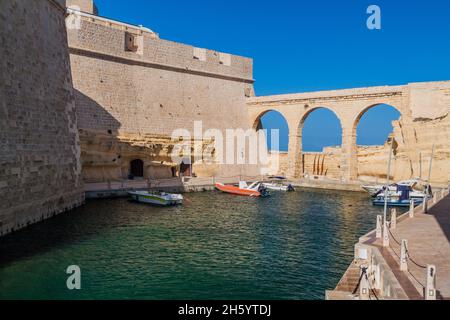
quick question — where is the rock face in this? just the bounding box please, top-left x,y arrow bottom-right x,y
358,113 -> 450,185
268,112 -> 450,186
79,130 -> 222,182
0,0 -> 84,236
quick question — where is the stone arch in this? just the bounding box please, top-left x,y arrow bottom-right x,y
299,106 -> 342,130
297,107 -> 344,179
252,109 -> 290,150
298,106 -> 343,143
252,109 -> 289,131
352,103 -> 403,135
350,103 -> 403,180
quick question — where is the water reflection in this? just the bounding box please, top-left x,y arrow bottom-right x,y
0,189 -> 398,300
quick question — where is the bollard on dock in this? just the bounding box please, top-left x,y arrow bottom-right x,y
359,265 -> 370,300
383,221 -> 390,247
425,265 -> 437,300
423,197 -> 428,213
409,200 -> 415,218
376,215 -> 382,239
390,208 -> 397,230
400,240 -> 408,271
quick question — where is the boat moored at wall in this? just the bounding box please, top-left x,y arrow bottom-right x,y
128,191 -> 184,206
215,181 -> 270,197
372,184 -> 428,207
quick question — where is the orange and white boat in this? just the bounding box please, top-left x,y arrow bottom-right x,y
215,181 -> 269,197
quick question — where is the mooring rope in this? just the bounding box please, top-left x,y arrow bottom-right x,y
352,267 -> 366,295
386,227 -> 428,291
387,227 -> 401,246
386,228 -> 402,261
388,228 -> 427,269
406,249 -> 428,269
407,269 -> 426,289
386,227 -> 428,292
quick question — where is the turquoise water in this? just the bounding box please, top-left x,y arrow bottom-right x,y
0,188 -> 399,300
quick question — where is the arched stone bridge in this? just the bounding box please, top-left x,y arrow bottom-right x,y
246,81 -> 450,181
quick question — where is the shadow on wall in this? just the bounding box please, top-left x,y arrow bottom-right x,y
74,89 -> 121,135
73,90 -> 176,181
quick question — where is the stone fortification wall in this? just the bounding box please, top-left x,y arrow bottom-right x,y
67,11 -> 257,181
0,0 -> 84,236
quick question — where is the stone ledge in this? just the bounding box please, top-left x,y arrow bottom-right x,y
69,46 -> 255,84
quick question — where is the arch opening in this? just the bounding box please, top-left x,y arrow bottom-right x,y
354,104 -> 402,181
355,104 -> 401,146
254,110 -> 289,152
300,107 -> 343,179
301,108 -> 342,152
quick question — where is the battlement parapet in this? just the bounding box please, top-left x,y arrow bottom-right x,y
67,11 -> 254,83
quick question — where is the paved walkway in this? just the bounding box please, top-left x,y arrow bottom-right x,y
376,194 -> 450,299
83,176 -> 261,193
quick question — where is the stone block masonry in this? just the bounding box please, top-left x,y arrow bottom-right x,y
0,0 -> 84,236
67,8 -> 259,182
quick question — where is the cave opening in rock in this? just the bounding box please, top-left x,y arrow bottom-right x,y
130,159 -> 144,178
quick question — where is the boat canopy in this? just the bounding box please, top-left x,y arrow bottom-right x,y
397,184 -> 411,201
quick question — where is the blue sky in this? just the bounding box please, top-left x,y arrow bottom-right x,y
95,0 -> 450,151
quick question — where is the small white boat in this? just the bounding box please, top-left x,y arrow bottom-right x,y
362,184 -> 395,196
262,182 -> 295,192
372,185 -> 426,207
128,191 -> 183,206
376,189 -> 428,200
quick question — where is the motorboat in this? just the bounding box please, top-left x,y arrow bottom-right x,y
372,184 -> 425,207
362,179 -> 422,197
215,181 -> 270,197
375,189 -> 428,200
362,184 -> 395,196
372,196 -> 423,207
262,182 -> 295,192
128,191 -> 183,206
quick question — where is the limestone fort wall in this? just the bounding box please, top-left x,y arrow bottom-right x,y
67,8 -> 258,181
0,0 -> 84,236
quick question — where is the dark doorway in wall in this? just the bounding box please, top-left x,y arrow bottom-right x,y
171,166 -> 177,178
130,159 -> 144,178
180,161 -> 191,177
